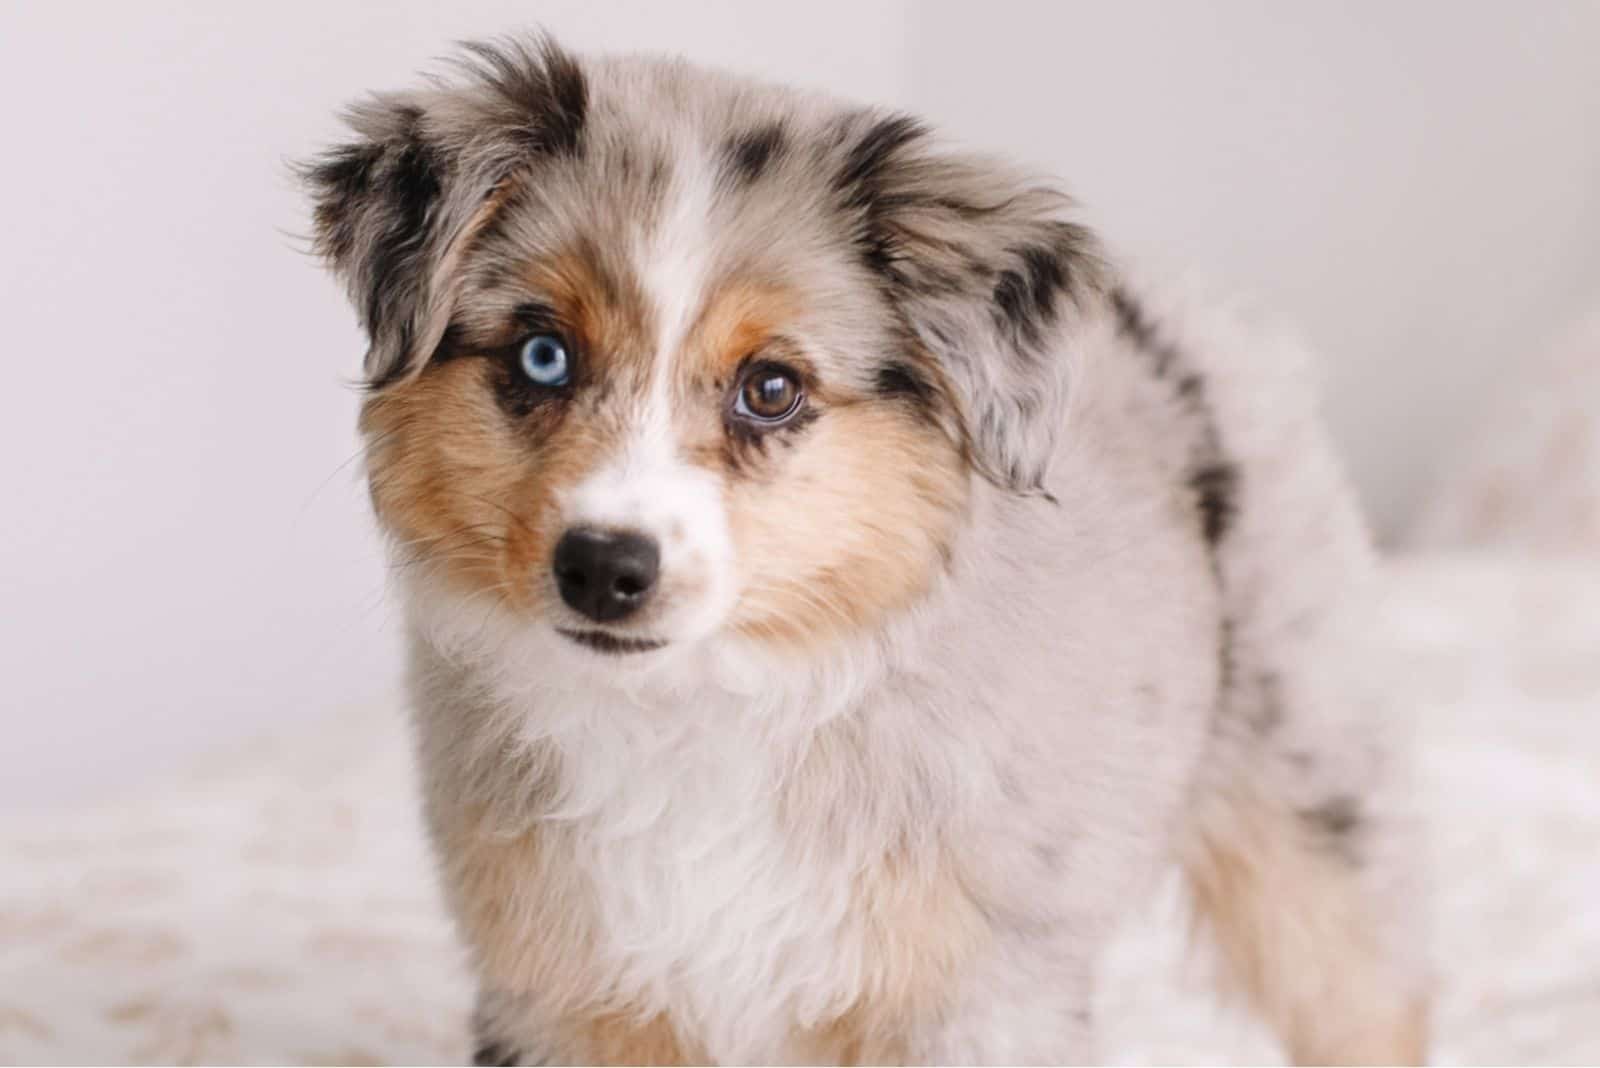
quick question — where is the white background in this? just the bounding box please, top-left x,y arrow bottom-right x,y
2,1 -> 1596,808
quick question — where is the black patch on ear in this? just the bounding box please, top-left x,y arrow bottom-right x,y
1189,460 -> 1239,546
303,103 -> 446,376
369,112 -> 443,330
721,122 -> 786,185
304,141 -> 385,266
458,36 -> 589,158
834,113 -> 928,273
303,35 -> 593,389
991,232 -> 1090,348
540,47 -> 589,157
835,113 -> 926,202
993,245 -> 1062,337
874,361 -> 936,406
827,112 -> 1102,496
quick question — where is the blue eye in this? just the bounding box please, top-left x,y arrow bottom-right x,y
518,333 -> 571,386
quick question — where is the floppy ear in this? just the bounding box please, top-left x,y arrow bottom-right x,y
833,113 -> 1105,495
300,36 -> 588,388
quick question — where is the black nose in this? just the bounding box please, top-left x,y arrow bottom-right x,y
552,527 -> 660,623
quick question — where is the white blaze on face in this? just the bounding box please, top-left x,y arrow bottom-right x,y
560,405 -> 735,641
642,149 -> 718,368
558,161 -> 736,642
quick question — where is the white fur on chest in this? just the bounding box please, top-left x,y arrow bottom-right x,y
505,656 -> 889,1060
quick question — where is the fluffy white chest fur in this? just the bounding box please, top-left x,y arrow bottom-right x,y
412,604 -> 1009,1060
551,709 -> 869,1051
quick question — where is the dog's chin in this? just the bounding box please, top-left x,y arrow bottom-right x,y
556,628 -> 669,657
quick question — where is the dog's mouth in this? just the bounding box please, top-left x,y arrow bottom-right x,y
557,629 -> 668,655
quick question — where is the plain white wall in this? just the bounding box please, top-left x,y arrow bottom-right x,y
906,0 -> 1600,530
0,1 -> 912,809
2,2 -> 1596,808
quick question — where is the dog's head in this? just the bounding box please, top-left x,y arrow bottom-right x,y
304,36 -> 1101,663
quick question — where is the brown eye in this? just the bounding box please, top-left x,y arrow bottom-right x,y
734,364 -> 804,424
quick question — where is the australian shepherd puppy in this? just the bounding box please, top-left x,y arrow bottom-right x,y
303,34 -> 1429,1065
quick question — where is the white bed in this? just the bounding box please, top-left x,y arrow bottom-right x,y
3,553 -> 1597,1064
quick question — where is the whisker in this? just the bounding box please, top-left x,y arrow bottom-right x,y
385,524 -> 511,572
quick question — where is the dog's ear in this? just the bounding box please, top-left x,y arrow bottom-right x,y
300,36 -> 588,388
833,113 -> 1105,495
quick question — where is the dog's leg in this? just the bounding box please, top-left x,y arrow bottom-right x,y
1180,771 -> 1431,1064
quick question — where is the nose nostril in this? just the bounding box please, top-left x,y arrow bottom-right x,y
552,527 -> 660,623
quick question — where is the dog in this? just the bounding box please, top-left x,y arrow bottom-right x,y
302,33 -> 1430,1064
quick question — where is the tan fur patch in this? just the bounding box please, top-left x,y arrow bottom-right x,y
361,358 -> 608,611
368,242 -> 969,651
433,795 -> 706,1064
681,278 -> 802,384
818,846 -> 986,1064
721,400 -> 967,648
569,1012 -> 705,1066
361,236 -> 662,611
778,725 -> 989,1062
435,806 -> 583,1020
1183,788 -> 1430,1065
522,237 -> 654,382
665,280 -> 970,650
437,733 -> 987,1064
